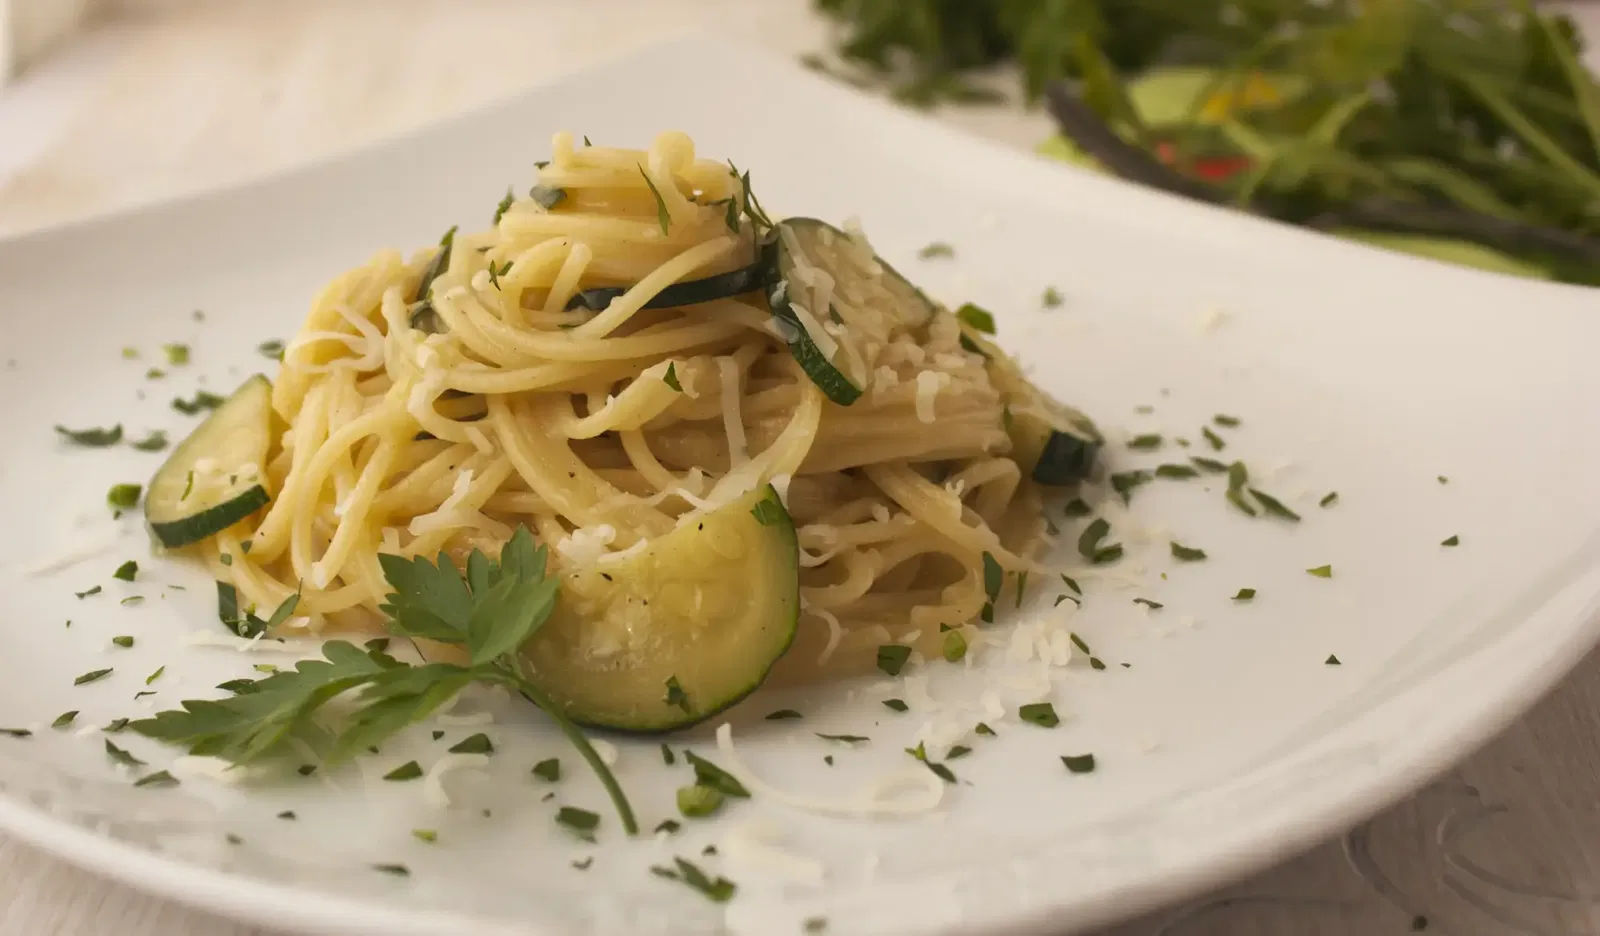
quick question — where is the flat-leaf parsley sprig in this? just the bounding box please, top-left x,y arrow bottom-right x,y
131,527 -> 638,833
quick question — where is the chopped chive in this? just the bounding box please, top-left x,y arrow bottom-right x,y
371,863 -> 409,877
162,344 -> 190,366
412,828 -> 438,843
1437,475 -> 1449,485
556,806 -> 601,838
1213,414 -> 1240,427
1132,598 -> 1163,610
0,728 -> 31,738
1320,492 -> 1339,507
656,856 -> 736,902
131,431 -> 168,452
637,165 -> 672,235
493,187 -> 515,224
277,810 -> 296,820
947,745 -> 972,760
1109,470 -> 1152,504
1170,542 -> 1207,562
1306,565 -> 1333,578
257,340 -> 285,360
981,551 -> 1003,603
1201,426 -> 1225,450
75,585 -> 101,599
104,739 -> 145,767
1191,456 -> 1229,473
1089,656 -> 1107,670
918,242 -> 955,259
1060,753 -> 1096,774
111,636 -> 134,648
55,424 -> 123,447
1126,434 -> 1162,450
1226,489 -> 1258,517
532,758 -> 561,781
1018,702 -> 1059,727
662,362 -> 682,392
1069,632 -> 1091,655
1155,463 -> 1200,479
75,668 -> 113,686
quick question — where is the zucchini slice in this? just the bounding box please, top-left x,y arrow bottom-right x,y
565,258 -> 767,313
521,485 -> 799,733
767,218 -> 937,406
964,326 -> 1102,485
145,375 -> 274,549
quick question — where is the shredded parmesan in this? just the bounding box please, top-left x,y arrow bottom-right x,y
914,370 -> 944,423
717,356 -> 748,466
555,524 -> 617,565
715,723 -> 943,817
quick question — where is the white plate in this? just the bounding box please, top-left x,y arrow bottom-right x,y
1,33 -> 1599,936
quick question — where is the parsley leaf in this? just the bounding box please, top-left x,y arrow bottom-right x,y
684,751 -> 749,798
955,302 -> 996,334
56,424 -> 122,447
876,644 -> 911,676
663,362 -> 682,392
638,165 -> 672,235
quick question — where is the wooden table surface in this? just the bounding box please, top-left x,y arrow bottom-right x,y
3,2 -> 1600,934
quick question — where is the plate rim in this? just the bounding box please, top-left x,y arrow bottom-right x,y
2,30 -> 1599,936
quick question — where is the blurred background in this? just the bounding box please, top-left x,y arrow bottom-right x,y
2,0 -> 1598,284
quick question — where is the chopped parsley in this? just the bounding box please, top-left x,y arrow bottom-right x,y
571,857 -> 594,870
655,819 -> 682,835
904,741 -> 957,782
1060,574 -> 1081,596
51,711 -> 78,729
651,856 -> 736,903
371,864 -> 409,877
947,745 -> 972,760
882,698 -> 909,712
172,391 -> 225,415
676,784 -> 725,818
1437,475 -> 1449,485
955,302 -> 997,335
145,665 -> 166,685
1306,565 -> 1333,578
662,362 -> 682,391
1201,426 -> 1226,450
162,344 -> 190,366
917,242 -> 955,259
1319,491 -> 1339,508
383,761 -> 423,781
448,733 -> 493,755
277,811 -> 296,820
1018,702 -> 1059,727
684,751 -> 750,798
1325,654 -> 1342,665
1191,456 -> 1229,473
0,728 -> 30,738
1077,517 -> 1123,564
942,629 -> 967,662
494,187 -> 515,224
1126,433 -> 1162,450
1041,286 -> 1063,308
412,828 -> 437,843
975,722 -> 996,736
74,668 -> 113,686
55,424 -> 123,447
876,644 -> 911,676
104,739 -> 145,768
1109,469 -> 1152,504
805,917 -> 829,933
1441,534 -> 1460,547
1213,414 -> 1241,427
816,733 -> 869,744
103,718 -> 129,732
111,636 -> 134,648
1233,588 -> 1257,601
1249,488 -> 1301,521
146,368 -> 166,380
107,484 -> 142,511
1061,497 -> 1092,518
765,709 -> 802,721
1155,463 -> 1200,479
1060,753 -> 1096,774
1132,598 -> 1164,610
133,770 -> 178,788
556,806 -> 601,838
130,431 -> 168,452
529,185 -> 566,210
637,165 -> 672,235
532,758 -> 561,782
1170,542 -> 1207,562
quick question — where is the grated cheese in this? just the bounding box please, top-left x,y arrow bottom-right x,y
789,301 -> 840,363
914,370 -> 945,424
423,753 -> 490,808
555,524 -> 617,565
717,356 -> 748,466
715,724 -> 943,817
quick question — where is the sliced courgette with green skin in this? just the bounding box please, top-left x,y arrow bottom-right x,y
962,325 -> 1103,485
146,375 -> 274,549
565,257 -> 768,313
521,485 -> 798,733
767,218 -> 938,407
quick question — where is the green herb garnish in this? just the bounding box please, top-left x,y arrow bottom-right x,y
816,733 -> 869,744
111,636 -> 134,649
1437,475 -> 1449,485
172,391 -> 225,415
882,698 -> 909,712
1325,654 -> 1342,665
163,344 -> 190,366
918,242 -> 955,259
103,718 -> 129,732
638,165 -> 672,235
107,484 -> 142,512
556,806 -> 601,839
52,711 -> 78,728
1155,463 -> 1200,479
662,362 -> 682,392
975,722 -> 995,736
765,709 -> 802,720
383,761 -> 423,781
56,424 -> 122,447
1249,488 -> 1301,522
1307,565 -> 1333,578
1041,286 -> 1063,308
1132,598 -> 1163,610
1442,534 -> 1461,547
1077,517 -> 1123,564
104,739 -> 145,767
1062,497 -> 1092,518
750,499 -> 784,526
1126,433 -> 1162,450
877,643 -> 911,676
942,629 -> 967,663
1213,414 -> 1240,427
448,733 -> 493,755
1233,588 -> 1257,601
532,758 -> 560,781
955,302 -> 997,335
1320,492 -> 1339,508
131,431 -> 168,452
652,856 -> 736,903
1060,753 -> 1096,774
1018,702 -> 1059,727
1201,426 -> 1225,450
1191,456 -> 1229,473
1170,542 -> 1206,562
0,728 -> 30,738
75,668 -> 113,686
129,527 -> 637,834
371,864 -> 409,877
493,187 -> 515,225
134,770 -> 178,788
676,784 -> 725,818
684,751 -> 750,799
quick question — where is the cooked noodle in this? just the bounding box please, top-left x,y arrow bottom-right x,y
206,130 -> 1061,681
